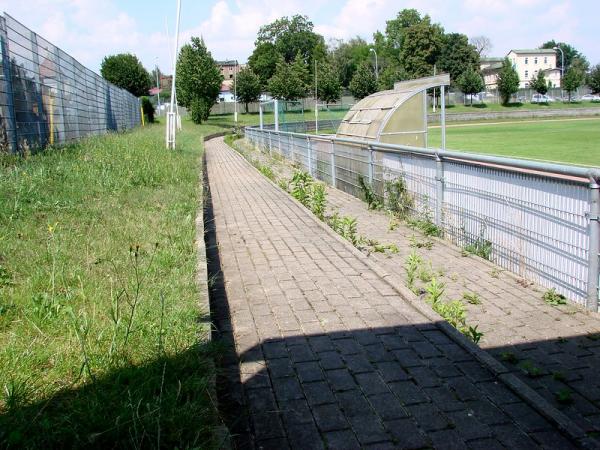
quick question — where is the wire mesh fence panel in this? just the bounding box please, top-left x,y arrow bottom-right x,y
0,14 -> 140,154
246,125 -> 599,307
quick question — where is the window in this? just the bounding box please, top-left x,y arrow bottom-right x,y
544,57 -> 548,64
525,57 -> 528,64
525,70 -> 528,78
534,57 -> 538,64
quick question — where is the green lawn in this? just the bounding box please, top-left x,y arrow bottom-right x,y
0,120 -> 226,448
435,100 -> 600,114
427,117 -> 600,166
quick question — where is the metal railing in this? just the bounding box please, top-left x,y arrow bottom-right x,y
0,14 -> 141,154
245,125 -> 600,310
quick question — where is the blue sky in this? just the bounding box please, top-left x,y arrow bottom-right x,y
1,0 -> 598,75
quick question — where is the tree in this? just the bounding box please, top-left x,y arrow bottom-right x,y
100,53 -> 152,97
140,97 -> 155,123
328,37 -> 371,88
530,70 -> 549,96
233,68 -> 261,113
268,55 -> 309,101
470,35 -> 492,57
589,64 -> 600,94
496,58 -> 520,105
315,62 -> 341,105
255,15 -> 325,69
377,65 -> 406,90
248,42 -> 280,88
400,20 -> 444,79
439,33 -> 480,85
457,67 -> 484,105
349,62 -> 377,100
541,40 -> 589,73
563,66 -> 585,101
176,37 -> 223,124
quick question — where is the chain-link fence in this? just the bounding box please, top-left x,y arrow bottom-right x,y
0,14 -> 141,155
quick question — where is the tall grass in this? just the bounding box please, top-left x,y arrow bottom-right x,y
0,122 -> 224,448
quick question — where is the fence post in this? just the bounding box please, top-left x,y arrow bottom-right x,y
435,154 -> 444,227
330,140 -> 336,188
368,145 -> 374,184
268,131 -> 272,156
0,19 -> 17,154
307,136 -> 313,176
588,177 -> 600,311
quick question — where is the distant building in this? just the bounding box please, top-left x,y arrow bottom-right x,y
480,49 -> 561,89
507,49 -> 560,88
217,60 -> 245,80
159,75 -> 172,92
480,57 -> 504,89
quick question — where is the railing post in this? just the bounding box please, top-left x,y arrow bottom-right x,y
278,132 -> 282,158
435,154 -> 444,227
368,145 -> 374,184
259,103 -> 263,129
274,99 -> 279,132
268,130 -> 272,156
330,140 -> 336,188
588,177 -> 600,311
307,136 -> 313,176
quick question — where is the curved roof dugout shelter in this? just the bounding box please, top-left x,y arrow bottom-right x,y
336,74 -> 450,148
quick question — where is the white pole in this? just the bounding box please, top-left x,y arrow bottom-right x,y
167,0 -> 181,149
274,99 -> 279,132
234,60 -> 238,126
441,84 -> 446,150
314,59 -> 318,133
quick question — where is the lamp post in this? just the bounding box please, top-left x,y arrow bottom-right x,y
314,58 -> 318,133
554,46 -> 565,87
370,48 -> 378,81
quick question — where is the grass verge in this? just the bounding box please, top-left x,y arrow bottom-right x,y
0,120 -> 225,448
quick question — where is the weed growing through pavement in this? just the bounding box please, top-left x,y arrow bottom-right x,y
555,388 -> 574,405
358,175 -> 382,210
543,288 -> 567,306
463,291 -> 482,305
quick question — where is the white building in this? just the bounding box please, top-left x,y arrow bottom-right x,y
480,49 -> 561,89
507,49 -> 561,88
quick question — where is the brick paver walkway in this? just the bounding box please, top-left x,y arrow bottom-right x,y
235,136 -> 600,437
206,137 -> 579,449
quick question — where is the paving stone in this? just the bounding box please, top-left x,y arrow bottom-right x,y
429,429 -> 466,449
312,404 -> 349,432
323,430 -> 361,450
384,418 -> 431,448
205,139 -> 578,449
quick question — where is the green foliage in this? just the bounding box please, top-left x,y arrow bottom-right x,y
100,53 -> 152,97
589,64 -> 600,94
327,213 -> 360,246
0,123 -> 223,447
358,175 -> 382,210
439,33 -> 480,84
500,352 -> 519,364
467,325 -> 484,344
268,54 -> 309,101
518,360 -> 543,378
563,66 -> 585,101
497,58 -> 520,105
530,70 -> 549,96
457,66 -> 484,104
384,177 -> 413,218
435,300 -> 467,332
463,237 -> 492,260
140,96 -> 155,123
425,277 -> 445,305
407,214 -> 442,237
259,165 -> 275,181
349,62 -> 377,100
405,251 -> 422,292
233,68 -> 262,112
377,65 -> 406,91
176,37 -> 223,123
248,43 -> 280,87
328,37 -> 371,88
256,15 -> 325,67
543,288 -> 567,306
463,291 -> 481,305
540,40 -> 588,73
287,170 -> 327,220
316,62 -> 342,105
409,235 -> 433,250
398,17 -> 444,79
555,388 -> 574,405
189,98 -> 213,124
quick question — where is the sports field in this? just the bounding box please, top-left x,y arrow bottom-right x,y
427,117 -> 600,167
